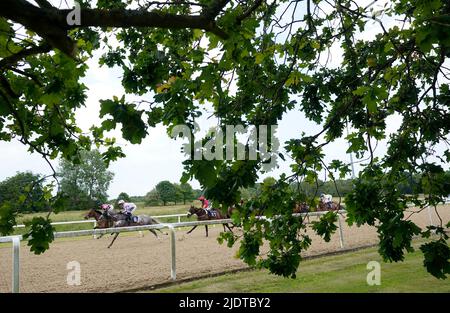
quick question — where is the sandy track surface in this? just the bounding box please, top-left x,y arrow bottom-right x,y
0,205 -> 448,292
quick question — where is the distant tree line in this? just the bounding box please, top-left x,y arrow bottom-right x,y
144,181 -> 200,206
0,150 -> 114,213
235,177 -> 355,200
1,165 -> 447,213
235,172 -> 441,201
0,172 -> 48,214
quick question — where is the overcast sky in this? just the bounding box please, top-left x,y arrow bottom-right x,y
1,0 -> 447,199
0,51 -> 388,199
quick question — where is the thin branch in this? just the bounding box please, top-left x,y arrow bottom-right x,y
203,0 -> 231,19
35,0 -> 53,9
0,44 -> 51,70
0,0 -> 230,59
236,0 -> 264,25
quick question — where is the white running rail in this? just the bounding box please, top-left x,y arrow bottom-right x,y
1,210 -> 347,293
13,213 -> 189,229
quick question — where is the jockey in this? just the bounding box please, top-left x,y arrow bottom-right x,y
100,203 -> 114,217
198,196 -> 212,217
118,200 -> 137,223
320,193 -> 333,209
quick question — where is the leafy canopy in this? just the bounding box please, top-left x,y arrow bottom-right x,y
58,149 -> 114,210
155,180 -> 178,206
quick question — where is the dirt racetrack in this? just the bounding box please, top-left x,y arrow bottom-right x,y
1,205 -> 449,292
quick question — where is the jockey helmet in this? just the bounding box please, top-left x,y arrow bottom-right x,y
100,204 -> 109,210
118,199 -> 125,205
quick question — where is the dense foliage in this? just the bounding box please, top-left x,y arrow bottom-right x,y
0,0 -> 449,279
117,192 -> 131,202
145,181 -> 197,205
58,149 -> 114,210
0,172 -> 48,214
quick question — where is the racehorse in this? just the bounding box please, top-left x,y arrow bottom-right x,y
186,205 -> 233,237
317,201 -> 343,211
293,202 -> 310,214
84,208 -> 166,248
84,208 -> 113,239
292,202 -> 311,223
228,202 -> 311,223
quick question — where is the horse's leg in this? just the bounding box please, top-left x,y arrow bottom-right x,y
149,229 -> 158,238
205,225 -> 208,237
107,233 -> 119,248
157,229 -> 168,236
187,225 -> 197,234
93,226 -> 104,239
225,223 -> 233,233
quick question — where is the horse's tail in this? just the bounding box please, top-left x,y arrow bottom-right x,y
137,215 -> 161,225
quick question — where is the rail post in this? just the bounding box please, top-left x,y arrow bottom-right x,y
12,236 -> 20,293
427,206 -> 436,234
178,216 -> 181,223
427,206 -> 434,226
167,225 -> 176,280
93,221 -> 97,239
337,214 -> 345,249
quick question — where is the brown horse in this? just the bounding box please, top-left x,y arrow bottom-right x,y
317,201 -> 342,211
292,202 -> 312,223
84,208 -> 166,248
186,205 -> 233,237
293,202 -> 310,214
84,208 -> 114,239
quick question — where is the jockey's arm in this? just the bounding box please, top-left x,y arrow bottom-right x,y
127,203 -> 137,213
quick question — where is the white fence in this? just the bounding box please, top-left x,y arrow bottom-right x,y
0,209 -> 369,293
2,198 -> 444,293
12,213 -> 189,229
13,198 -> 447,230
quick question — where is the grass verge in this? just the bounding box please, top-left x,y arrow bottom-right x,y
147,240 -> 450,293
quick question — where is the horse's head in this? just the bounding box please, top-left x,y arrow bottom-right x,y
187,205 -> 198,218
85,208 -> 102,220
84,208 -> 96,220
294,202 -> 309,213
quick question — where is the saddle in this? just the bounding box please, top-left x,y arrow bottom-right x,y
121,212 -> 138,224
204,208 -> 217,218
